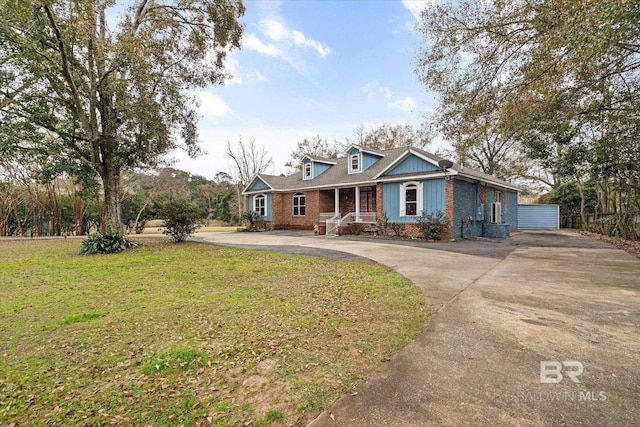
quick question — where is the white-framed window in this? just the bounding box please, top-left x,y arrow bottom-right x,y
349,153 -> 360,173
399,181 -> 423,217
491,202 -> 502,223
303,162 -> 312,180
293,193 -> 306,216
254,194 -> 266,217
491,190 -> 503,223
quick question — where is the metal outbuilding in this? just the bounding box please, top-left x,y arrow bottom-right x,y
517,204 -> 560,229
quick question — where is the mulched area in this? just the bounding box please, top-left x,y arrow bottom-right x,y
578,230 -> 640,258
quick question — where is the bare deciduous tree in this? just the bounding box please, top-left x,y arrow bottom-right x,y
226,138 -> 272,216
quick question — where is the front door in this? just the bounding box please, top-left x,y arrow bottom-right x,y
360,187 -> 374,212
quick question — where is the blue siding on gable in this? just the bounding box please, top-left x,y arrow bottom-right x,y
347,148 -> 381,173
302,159 -> 331,179
248,193 -> 272,221
386,154 -> 439,176
362,152 -> 379,171
383,179 -> 445,223
314,162 -> 331,176
248,178 -> 270,191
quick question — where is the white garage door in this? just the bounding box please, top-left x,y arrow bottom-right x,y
517,204 -> 560,229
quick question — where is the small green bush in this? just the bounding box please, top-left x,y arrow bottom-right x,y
348,223 -> 365,235
241,210 -> 259,229
376,211 -> 390,236
80,232 -> 139,255
254,219 -> 271,231
160,199 -> 202,242
390,222 -> 405,237
416,210 -> 450,240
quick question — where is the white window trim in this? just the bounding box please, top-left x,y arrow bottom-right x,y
349,152 -> 361,174
399,181 -> 423,217
292,193 -> 306,217
491,202 -> 502,224
253,194 -> 267,217
303,162 -> 312,180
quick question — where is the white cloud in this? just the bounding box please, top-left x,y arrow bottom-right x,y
388,96 -> 417,112
291,30 -> 331,57
251,70 -> 268,82
194,91 -> 232,117
401,0 -> 438,20
224,56 -> 243,85
261,18 -> 289,41
258,17 -> 331,58
223,54 -> 268,85
361,81 -> 393,99
243,33 -> 281,57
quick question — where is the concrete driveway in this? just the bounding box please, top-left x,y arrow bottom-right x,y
192,230 -> 640,426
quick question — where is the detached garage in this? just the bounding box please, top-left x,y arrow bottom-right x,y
517,204 -> 560,229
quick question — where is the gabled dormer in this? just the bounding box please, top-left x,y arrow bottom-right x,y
301,155 -> 336,180
373,147 -> 450,179
345,144 -> 385,174
244,175 -> 272,192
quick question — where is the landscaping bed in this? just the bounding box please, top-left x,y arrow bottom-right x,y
578,230 -> 640,257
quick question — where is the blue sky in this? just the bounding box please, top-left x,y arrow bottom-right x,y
171,0 -> 437,179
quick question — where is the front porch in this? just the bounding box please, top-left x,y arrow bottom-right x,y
318,186 -> 378,235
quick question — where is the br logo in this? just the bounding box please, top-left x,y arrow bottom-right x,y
540,361 -> 584,384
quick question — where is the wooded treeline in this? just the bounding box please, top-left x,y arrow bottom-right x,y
417,0 -> 640,239
0,161 -> 239,237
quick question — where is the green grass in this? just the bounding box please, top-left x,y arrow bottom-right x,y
63,312 -> 105,324
0,239 -> 429,426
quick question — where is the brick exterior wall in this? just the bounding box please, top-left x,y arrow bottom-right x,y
270,193 -> 284,229
269,190 -> 320,230
480,185 -> 487,204
319,190 -> 334,214
339,188 -> 355,216
376,183 -> 383,219
404,223 -> 421,237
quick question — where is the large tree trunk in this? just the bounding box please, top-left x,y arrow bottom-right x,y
577,178 -> 586,230
101,166 -> 124,234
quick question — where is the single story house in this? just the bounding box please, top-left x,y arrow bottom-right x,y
242,144 -> 519,239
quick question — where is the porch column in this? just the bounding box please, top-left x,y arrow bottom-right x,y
355,186 -> 360,222
334,188 -> 340,216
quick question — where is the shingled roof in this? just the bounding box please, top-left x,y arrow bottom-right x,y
243,145 -> 519,194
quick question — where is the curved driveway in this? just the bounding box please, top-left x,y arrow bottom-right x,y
193,230 -> 640,426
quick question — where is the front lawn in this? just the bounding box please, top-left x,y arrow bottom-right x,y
0,239 -> 428,426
